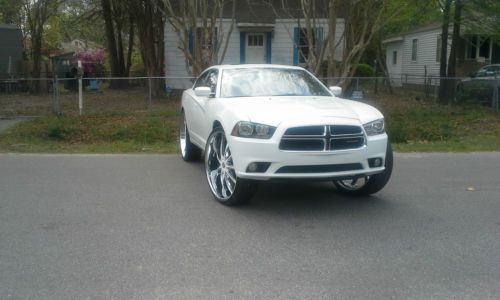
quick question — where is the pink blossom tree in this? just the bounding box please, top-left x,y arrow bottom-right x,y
77,48 -> 106,77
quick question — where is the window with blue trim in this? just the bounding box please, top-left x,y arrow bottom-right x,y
294,27 -> 324,65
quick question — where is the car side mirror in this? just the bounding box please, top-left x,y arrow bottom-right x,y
194,86 -> 212,97
329,86 -> 342,97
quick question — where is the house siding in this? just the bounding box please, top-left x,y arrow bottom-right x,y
272,19 -> 344,66
164,20 -> 240,89
165,18 -> 345,89
385,41 -> 403,86
388,28 -> 451,86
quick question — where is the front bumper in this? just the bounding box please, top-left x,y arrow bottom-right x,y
228,123 -> 388,181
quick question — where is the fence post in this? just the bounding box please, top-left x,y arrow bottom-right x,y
148,77 -> 152,110
56,77 -> 60,114
52,77 -> 57,114
78,60 -> 83,115
493,75 -> 499,112
51,76 -> 60,114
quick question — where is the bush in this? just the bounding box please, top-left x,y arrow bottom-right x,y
354,64 -> 375,77
385,109 -> 459,143
46,116 -> 81,141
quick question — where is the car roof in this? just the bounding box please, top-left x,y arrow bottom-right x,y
209,64 -> 306,71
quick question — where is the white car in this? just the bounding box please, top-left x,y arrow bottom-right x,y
180,64 -> 392,205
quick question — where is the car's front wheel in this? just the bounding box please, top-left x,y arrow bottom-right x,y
204,128 -> 257,205
334,141 -> 393,196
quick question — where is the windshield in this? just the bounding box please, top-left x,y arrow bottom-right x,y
220,68 -> 331,98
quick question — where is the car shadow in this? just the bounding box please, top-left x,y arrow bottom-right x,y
236,181 -> 396,219
191,160 -> 398,220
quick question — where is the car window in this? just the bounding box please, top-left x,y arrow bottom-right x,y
206,70 -> 219,94
193,69 -> 218,95
220,68 -> 331,98
491,66 -> 500,75
193,71 -> 209,89
477,66 -> 500,77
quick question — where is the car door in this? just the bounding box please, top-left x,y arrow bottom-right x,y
476,66 -> 497,101
188,69 -> 219,146
466,66 -> 491,101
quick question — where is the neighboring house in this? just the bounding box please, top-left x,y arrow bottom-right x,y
383,22 -> 500,87
60,39 -> 103,54
0,24 -> 23,78
51,39 -> 103,78
164,2 -> 345,89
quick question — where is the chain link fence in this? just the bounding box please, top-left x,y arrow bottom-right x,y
0,76 -> 194,117
319,76 -> 499,110
1,75 -> 498,117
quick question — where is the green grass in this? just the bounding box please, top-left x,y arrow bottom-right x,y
0,98 -> 499,153
385,104 -> 500,152
0,112 -> 180,153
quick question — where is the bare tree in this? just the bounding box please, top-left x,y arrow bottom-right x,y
446,0 -> 463,101
338,1 -> 401,87
101,0 -> 134,86
22,0 -> 61,91
267,0 -> 401,91
327,0 -> 337,83
438,0 -> 452,104
129,0 -> 165,94
263,0 -> 331,75
162,0 -> 237,76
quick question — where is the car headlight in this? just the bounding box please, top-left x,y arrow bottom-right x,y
363,119 -> 385,136
231,121 -> 276,139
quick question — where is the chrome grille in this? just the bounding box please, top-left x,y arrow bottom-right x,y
279,125 -> 365,151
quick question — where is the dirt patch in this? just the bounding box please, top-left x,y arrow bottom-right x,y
0,118 -> 33,134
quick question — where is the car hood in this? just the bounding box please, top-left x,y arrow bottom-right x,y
222,96 -> 382,126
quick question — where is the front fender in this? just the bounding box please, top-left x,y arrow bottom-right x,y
203,99 -> 250,146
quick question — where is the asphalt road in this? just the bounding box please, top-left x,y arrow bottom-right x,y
0,153 -> 499,299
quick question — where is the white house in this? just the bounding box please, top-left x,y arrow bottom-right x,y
164,2 -> 345,89
383,22 -> 500,87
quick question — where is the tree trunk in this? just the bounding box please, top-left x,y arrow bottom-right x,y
327,0 -> 337,85
438,0 -> 452,104
377,30 -> 393,94
446,0 -> 463,102
134,0 -> 165,96
31,32 -> 42,93
101,0 -> 132,87
125,18 -> 134,76
101,0 -> 119,77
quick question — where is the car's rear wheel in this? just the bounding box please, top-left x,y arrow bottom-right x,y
205,128 -> 257,205
179,111 -> 201,161
334,141 -> 393,196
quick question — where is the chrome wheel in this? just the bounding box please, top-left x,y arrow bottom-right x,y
205,130 -> 237,200
179,115 -> 187,157
336,176 -> 370,191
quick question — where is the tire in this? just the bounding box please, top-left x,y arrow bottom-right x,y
334,141 -> 393,196
204,127 -> 257,205
179,111 -> 201,162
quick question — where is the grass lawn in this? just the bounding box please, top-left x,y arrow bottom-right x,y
0,111 -> 180,153
0,88 -> 499,153
369,91 -> 500,152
